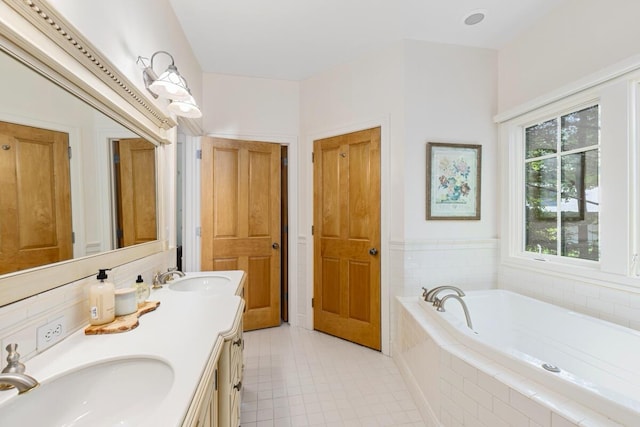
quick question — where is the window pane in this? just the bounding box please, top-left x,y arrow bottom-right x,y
560,150 -> 599,260
561,105 -> 599,152
525,158 -> 558,255
525,118 -> 557,159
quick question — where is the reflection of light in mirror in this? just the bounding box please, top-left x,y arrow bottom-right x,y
0,50 -> 158,276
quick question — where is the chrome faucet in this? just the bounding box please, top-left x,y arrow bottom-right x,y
0,344 -> 39,394
424,285 -> 465,304
435,294 -> 473,330
152,267 -> 185,288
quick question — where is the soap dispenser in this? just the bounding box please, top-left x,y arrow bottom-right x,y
88,269 -> 115,325
134,274 -> 150,307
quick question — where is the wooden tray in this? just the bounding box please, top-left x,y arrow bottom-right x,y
84,301 -> 160,335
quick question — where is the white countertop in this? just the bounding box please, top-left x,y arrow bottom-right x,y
0,270 -> 245,427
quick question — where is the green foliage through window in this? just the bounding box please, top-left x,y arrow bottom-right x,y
524,105 -> 600,261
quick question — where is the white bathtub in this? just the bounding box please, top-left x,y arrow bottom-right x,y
395,290 -> 640,426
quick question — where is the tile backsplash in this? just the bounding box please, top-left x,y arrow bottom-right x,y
0,250 -> 175,366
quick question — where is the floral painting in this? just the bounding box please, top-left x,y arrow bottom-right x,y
426,142 -> 481,220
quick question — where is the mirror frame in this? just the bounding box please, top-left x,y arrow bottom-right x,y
0,0 -> 174,306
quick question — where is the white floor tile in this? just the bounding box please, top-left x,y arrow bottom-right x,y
240,324 -> 427,426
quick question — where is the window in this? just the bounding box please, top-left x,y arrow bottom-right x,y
524,105 -> 600,261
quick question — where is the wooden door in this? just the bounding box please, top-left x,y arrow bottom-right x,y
115,138 -> 157,247
0,121 -> 72,274
201,137 -> 281,331
313,127 -> 381,350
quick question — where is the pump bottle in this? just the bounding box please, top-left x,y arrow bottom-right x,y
88,269 -> 115,325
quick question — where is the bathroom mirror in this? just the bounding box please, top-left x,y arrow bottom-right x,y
0,49 -> 158,275
0,0 -> 174,306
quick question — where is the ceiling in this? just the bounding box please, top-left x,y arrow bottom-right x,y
168,0 -> 567,81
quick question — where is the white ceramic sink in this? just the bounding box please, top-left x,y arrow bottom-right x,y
168,274 -> 234,294
0,357 -> 173,426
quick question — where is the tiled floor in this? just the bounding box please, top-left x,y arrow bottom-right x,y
240,324 -> 427,427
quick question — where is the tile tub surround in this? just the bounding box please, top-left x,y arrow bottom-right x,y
394,297 -> 628,427
500,265 -> 640,332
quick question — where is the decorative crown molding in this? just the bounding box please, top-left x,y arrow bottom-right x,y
2,0 -> 177,131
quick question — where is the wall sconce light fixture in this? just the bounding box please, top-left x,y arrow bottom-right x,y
137,51 -> 202,118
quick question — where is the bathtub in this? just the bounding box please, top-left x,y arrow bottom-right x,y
394,290 -> 640,426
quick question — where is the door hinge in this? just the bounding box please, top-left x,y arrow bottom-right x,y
311,298 -> 314,308
311,225 -> 314,235
113,153 -> 120,164
311,152 -> 315,163
196,226 -> 201,237
71,231 -> 75,244
68,146 -> 72,159
214,368 -> 218,391
116,228 -> 123,239
283,225 -> 288,234
196,149 -> 202,159
283,157 -> 288,167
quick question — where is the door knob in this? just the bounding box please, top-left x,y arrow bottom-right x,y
369,248 -> 378,256
272,242 -> 280,249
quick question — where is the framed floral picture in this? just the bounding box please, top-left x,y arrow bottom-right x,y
426,142 -> 481,220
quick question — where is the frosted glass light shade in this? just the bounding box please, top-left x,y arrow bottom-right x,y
167,93 -> 202,118
148,64 -> 190,100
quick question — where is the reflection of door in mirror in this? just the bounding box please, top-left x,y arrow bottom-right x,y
0,121 -> 72,274
112,138 -> 157,248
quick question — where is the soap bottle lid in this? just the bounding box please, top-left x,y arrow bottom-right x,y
97,268 -> 111,281
136,275 -> 144,283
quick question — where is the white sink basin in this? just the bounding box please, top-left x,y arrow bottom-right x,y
0,357 -> 173,426
168,275 -> 234,294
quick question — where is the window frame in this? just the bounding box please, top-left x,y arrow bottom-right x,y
506,97 -> 603,270
522,104 -> 601,262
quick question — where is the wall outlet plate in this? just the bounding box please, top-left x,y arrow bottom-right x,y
36,315 -> 66,351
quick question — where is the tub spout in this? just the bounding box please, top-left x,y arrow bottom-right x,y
436,294 -> 473,330
424,286 -> 465,303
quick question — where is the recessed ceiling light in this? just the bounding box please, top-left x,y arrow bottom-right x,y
463,10 -> 486,26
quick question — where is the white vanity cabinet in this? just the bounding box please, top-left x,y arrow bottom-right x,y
218,317 -> 244,427
182,297 -> 245,427
181,351 -> 219,427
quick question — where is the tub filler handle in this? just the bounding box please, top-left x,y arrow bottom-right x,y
424,286 -> 465,304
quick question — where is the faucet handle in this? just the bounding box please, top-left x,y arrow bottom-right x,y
2,343 -> 25,374
421,287 -> 429,299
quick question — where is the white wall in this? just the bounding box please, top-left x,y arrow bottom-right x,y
49,0 -> 203,122
300,40 -> 499,352
496,0 -> 640,330
498,0 -> 640,113
202,74 -> 299,137
404,40 -> 498,240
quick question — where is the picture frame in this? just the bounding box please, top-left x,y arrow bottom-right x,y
426,142 -> 481,220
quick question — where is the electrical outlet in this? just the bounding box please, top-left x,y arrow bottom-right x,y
36,316 -> 66,351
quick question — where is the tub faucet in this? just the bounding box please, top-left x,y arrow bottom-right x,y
0,344 -> 39,394
424,286 -> 465,304
152,267 -> 185,288
435,294 -> 473,330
